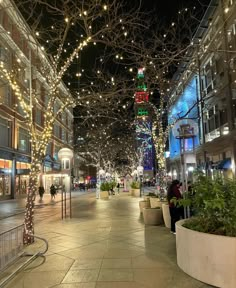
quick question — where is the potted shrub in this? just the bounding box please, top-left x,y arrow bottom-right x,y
100,182 -> 110,199
176,173 -> 236,288
130,181 -> 140,197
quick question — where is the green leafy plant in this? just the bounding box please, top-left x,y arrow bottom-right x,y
182,173 -> 236,237
147,192 -> 158,197
131,181 -> 140,189
109,180 -> 117,189
171,195 -> 191,207
100,182 -> 111,191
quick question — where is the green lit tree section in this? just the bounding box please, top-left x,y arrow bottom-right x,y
135,68 -> 154,176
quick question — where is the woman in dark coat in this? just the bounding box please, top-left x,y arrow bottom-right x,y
50,184 -> 57,199
167,180 -> 183,233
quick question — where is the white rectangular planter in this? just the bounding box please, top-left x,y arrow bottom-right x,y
149,197 -> 160,208
150,198 -> 168,208
139,200 -> 150,213
161,203 -> 171,229
176,220 -> 236,288
143,208 -> 163,225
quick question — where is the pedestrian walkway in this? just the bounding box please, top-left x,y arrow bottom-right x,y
0,190 -> 88,221
0,192 -> 212,288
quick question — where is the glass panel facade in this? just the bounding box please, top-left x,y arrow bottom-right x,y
18,127 -> 30,152
0,117 -> 11,147
35,108 -> 42,126
0,174 -> 10,196
169,77 -> 200,158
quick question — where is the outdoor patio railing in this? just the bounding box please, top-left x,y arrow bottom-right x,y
0,224 -> 24,271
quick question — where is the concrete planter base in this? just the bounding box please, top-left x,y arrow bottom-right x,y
150,198 -> 168,208
100,191 -> 109,199
132,189 -> 140,197
176,220 -> 236,288
149,197 -> 160,208
162,203 -> 171,228
143,208 -> 163,225
139,200 -> 150,213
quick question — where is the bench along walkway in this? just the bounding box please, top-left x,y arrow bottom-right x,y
1,192 -> 212,288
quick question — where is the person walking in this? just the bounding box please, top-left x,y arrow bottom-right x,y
38,186 -> 45,200
50,184 -> 57,200
116,182 -> 120,194
167,180 -> 183,234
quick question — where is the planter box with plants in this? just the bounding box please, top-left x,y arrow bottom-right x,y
100,182 -> 110,199
130,181 -> 140,197
176,173 -> 236,288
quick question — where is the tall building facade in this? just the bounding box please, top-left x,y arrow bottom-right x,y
135,68 -> 154,180
0,0 -> 73,199
168,0 -> 236,180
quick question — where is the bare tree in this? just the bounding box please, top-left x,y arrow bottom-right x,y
0,0 -> 146,244
120,4 -> 211,196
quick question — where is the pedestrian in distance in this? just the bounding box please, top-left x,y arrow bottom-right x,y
50,184 -> 57,200
38,186 -> 45,201
167,179 -> 183,234
116,182 -> 120,194
110,185 -> 115,195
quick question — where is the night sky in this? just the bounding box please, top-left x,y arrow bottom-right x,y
77,0 -> 211,78
143,0 -> 211,12
140,0 -> 211,21
62,0 -> 212,92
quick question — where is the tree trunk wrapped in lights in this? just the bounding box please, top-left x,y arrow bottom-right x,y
23,161 -> 40,244
152,120 -> 167,199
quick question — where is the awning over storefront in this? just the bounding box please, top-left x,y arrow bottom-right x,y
43,154 -> 61,170
217,158 -> 231,170
16,169 -> 30,175
43,154 -> 55,167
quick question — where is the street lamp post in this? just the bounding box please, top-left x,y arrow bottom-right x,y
58,147 -> 74,219
137,165 -> 144,197
96,168 -> 105,199
132,169 -> 138,181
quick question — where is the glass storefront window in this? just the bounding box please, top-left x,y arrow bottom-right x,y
62,159 -> 70,170
18,127 -> 30,152
44,166 -> 52,172
0,159 -> 12,169
0,174 -> 10,196
16,162 -> 30,169
15,175 -> 29,195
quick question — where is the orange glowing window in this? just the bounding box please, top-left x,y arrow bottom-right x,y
0,160 -> 4,168
0,159 -> 12,168
16,162 -> 31,169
